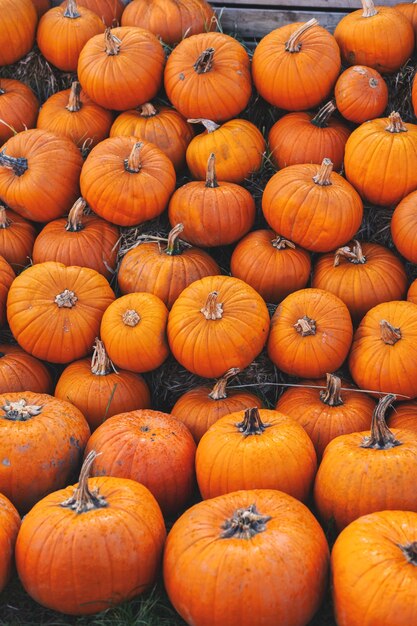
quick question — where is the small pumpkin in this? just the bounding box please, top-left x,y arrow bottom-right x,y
334,65 -> 388,124
391,189 -> 417,263
408,278 -> 417,304
15,451 -> 166,615
0,343 -> 53,394
0,493 -> 20,594
0,255 -> 15,328
0,78 -> 39,144
64,0 -> 124,26
0,205 -> 36,272
86,409 -> 196,516
55,338 -> 151,432
0,0 -> 37,66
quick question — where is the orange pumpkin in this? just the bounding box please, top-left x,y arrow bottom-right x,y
86,409 -> 196,516
0,255 -> 15,328
7,261 -> 115,364
0,494 -> 20,594
391,189 -> 417,263
397,1 -> 417,41
334,65 -> 388,124
55,338 -> 151,432
262,158 -> 363,253
0,205 -> 36,272
268,288 -> 353,379
171,367 -> 263,443
65,0 -> 124,26
0,0 -> 37,66
32,0 -> 51,18
167,275 -> 270,378
388,400 -> 417,435
0,78 -> 39,144
164,32 -> 252,123
408,278 -> 417,304
0,343 -> 52,394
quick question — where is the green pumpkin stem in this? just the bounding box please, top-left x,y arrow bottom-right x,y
165,223 -> 185,256
285,18 -> 318,52
104,28 -> 121,56
386,112 -> 407,133
320,373 -> 344,407
65,198 -> 87,232
360,394 -> 401,449
1,398 -> 42,421
209,367 -> 241,400
91,338 -> 113,376
201,291 -> 223,320
334,240 -> 366,267
313,158 -> 333,186
400,542 -> 417,565
125,142 -> 143,173
311,101 -> 336,128
380,320 -> 402,345
220,503 -> 272,539
205,153 -> 219,188
0,150 -> 28,177
63,0 -> 81,18
235,407 -> 270,436
140,102 -> 158,117
187,118 -> 220,133
66,81 -> 82,112
294,315 -> 316,336
60,450 -> 108,513
194,48 -> 215,74
362,0 -> 378,18
271,235 -> 296,250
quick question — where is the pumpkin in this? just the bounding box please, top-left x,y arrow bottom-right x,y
164,32 -> 252,123
171,367 -> 263,443
268,101 -> 351,172
7,261 -> 115,364
0,391 -> 90,513
312,240 -> 408,324
0,494 -> 20,594
65,0 -> 124,26
0,78 -> 39,144
37,0 -> 105,72
349,300 -> 417,399
15,451 -> 166,615
100,292 -> 170,373
268,288 -> 353,379
391,189 -> 417,263
230,231 -> 311,305
397,1 -> 417,41
344,111 -> 417,207
85,409 -> 196,516
77,26 -> 165,111
262,158 -> 363,253
0,0 -> 37,66
332,509 -> 417,626
276,373 -> 376,460
117,223 -> 220,309
32,197 -> 119,280
314,394 -> 417,530
55,338 -> 151,432
334,0 -> 414,74
252,18 -> 341,111
0,129 -> 83,222
388,400 -> 417,435
334,65 -> 388,124
36,81 -> 113,150
110,102 -> 194,172
186,118 -> 265,183
32,0 -> 51,18
164,489 -> 329,626
0,205 -> 36,272
80,137 -> 176,227
0,255 -> 15,328
121,0 -> 215,45
0,343 -> 52,394
167,275 -> 270,378
168,153 -> 256,247
408,278 -> 417,304
196,407 -> 317,502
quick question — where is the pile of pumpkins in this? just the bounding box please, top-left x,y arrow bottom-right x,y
3,0 -> 417,625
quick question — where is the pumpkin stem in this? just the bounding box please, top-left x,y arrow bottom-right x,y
220,503 -> 271,539
380,320 -> 402,345
104,28 -> 121,56
400,542 -> 417,566
187,118 -> 220,133
271,235 -> 296,250
66,81 -> 82,112
165,223 -> 185,256
0,206 -> 10,229
285,18 -> 318,53
0,88 -> 5,96
139,102 -> 158,117
311,101 -> 336,128
123,309 -> 140,327
63,0 -> 81,18
1,398 -> 42,421
60,450 -> 108,514
361,0 -> 378,18
319,373 -> 344,407
65,197 -> 87,232
0,150 -> 28,177
312,158 -> 333,186
209,367 -> 241,400
294,315 -> 316,336
369,77 -> 379,88
334,240 -> 366,267
55,289 -> 78,308
386,111 -> 407,133
205,153 -> 219,188
235,407 -> 270,437
201,291 -> 223,320
194,47 -> 215,74
91,338 -> 113,376
124,142 -> 143,173
360,394 -> 401,449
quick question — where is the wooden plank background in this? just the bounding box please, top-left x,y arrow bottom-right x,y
211,0 -> 399,7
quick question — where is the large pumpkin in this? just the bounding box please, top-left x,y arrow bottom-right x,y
0,205 -> 36,272
64,0 -> 124,26
0,343 -> 52,394
7,261 -> 115,364
334,65 -> 388,124
167,275 -> 270,378
252,18 -> 341,111
0,494 -> 20,594
0,0 -> 37,66
15,451 -> 166,615
0,78 -> 39,144
164,489 -> 329,626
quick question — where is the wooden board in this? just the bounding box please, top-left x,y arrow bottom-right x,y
212,0 -> 398,7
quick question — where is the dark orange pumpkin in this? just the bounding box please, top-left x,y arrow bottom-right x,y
32,0 -> 51,18
0,78 -> 39,144
0,493 -> 20,594
397,1 -> 417,42
0,343 -> 53,394
0,0 -> 37,66
388,399 -> 417,435
334,65 -> 388,124
391,189 -> 417,263
408,278 -> 417,304
0,205 -> 36,272
0,255 -> 15,328
65,0 -> 124,26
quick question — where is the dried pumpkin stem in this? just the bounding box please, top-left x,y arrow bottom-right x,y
0,206 -> 10,229
334,240 -> 366,267
201,291 -> 223,320
187,118 -> 220,133
66,81 -> 82,112
194,47 -> 215,73
209,367 -> 241,400
55,289 -> 78,308
400,542 -> 417,565
361,0 -> 378,18
124,142 -> 143,173
0,88 -> 5,96
1,398 -> 42,421
0,150 -> 28,176
123,309 -> 140,327
235,407 -> 270,437
104,28 -> 121,56
311,101 -> 336,128
271,235 -> 296,250
63,0 -> 81,18
205,153 -> 219,188
369,77 -> 379,88
360,394 -> 401,449
285,18 -> 318,52
294,315 -> 316,336
380,320 -> 402,345
60,450 -> 108,513
220,503 -> 271,539
140,102 -> 158,117
65,197 -> 87,232
312,158 -> 333,186
386,111 -> 407,133
165,223 -> 184,256
319,373 -> 344,407
91,338 -> 112,376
